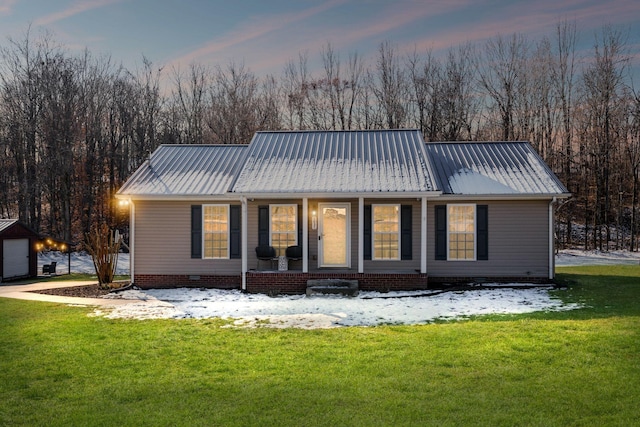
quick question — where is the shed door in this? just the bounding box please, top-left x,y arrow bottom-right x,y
3,239 -> 29,279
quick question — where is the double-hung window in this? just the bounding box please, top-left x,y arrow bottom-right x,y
448,204 -> 475,260
372,204 -> 400,260
203,204 -> 229,259
270,204 -> 297,256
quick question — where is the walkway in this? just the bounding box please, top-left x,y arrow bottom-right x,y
0,279 -> 140,307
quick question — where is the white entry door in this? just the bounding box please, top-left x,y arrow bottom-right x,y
3,238 -> 29,279
318,203 -> 350,268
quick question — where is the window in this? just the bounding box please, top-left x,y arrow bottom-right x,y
448,204 -> 475,260
203,205 -> 229,259
270,204 -> 297,256
373,204 -> 400,260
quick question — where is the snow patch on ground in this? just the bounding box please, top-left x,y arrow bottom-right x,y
555,249 -> 640,266
38,248 -> 640,328
100,286 -> 581,328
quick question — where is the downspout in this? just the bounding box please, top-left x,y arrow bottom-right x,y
130,200 -> 135,285
421,197 -> 427,274
549,197 -> 557,280
358,197 -> 364,274
241,197 -> 248,291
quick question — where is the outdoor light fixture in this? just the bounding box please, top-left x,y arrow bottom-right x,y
311,210 -> 317,230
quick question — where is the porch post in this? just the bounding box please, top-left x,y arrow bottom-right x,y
130,200 -> 135,284
241,197 -> 248,290
421,197 -> 427,274
303,197 -> 309,273
358,197 -> 364,273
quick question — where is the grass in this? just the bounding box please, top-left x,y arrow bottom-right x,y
1,266 -> 639,426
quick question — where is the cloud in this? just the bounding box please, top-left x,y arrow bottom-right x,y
409,0 -> 640,53
0,0 -> 16,15
167,0 -> 474,75
33,0 -> 125,27
163,0 -> 348,70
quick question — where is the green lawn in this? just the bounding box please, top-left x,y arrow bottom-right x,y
1,266 -> 639,426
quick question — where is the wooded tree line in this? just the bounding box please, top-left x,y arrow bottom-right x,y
1,23 -> 639,251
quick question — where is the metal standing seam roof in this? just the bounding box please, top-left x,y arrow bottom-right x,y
0,219 -> 19,233
117,133 -> 569,198
117,144 -> 249,196
231,130 -> 438,194
424,141 -> 570,195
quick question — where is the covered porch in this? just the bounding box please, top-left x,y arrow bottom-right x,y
240,196 -> 433,292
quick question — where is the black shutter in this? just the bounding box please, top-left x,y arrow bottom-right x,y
363,205 -> 372,260
258,205 -> 269,247
401,205 -> 412,260
297,204 -> 302,246
435,205 -> 447,260
191,205 -> 202,259
229,205 -> 241,259
477,205 -> 488,260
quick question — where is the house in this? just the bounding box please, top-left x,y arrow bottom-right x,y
116,130 -> 570,293
0,219 -> 40,281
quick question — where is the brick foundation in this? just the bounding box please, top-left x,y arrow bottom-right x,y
133,271 -> 429,293
134,274 -> 241,289
132,272 -> 550,294
245,272 -> 429,294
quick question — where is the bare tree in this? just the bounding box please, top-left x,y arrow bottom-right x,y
282,53 -> 310,129
318,43 -> 364,130
170,63 -> 210,143
551,20 -> 578,246
372,41 -> 409,129
0,27 -> 46,230
441,44 -> 479,141
406,48 -> 441,140
580,26 -> 629,249
207,62 -> 263,144
626,88 -> 640,250
477,33 -> 529,141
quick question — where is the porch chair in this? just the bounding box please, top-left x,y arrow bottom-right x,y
42,261 -> 57,276
286,245 -> 303,269
255,245 -> 277,270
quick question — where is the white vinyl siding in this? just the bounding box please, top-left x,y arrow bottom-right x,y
134,201 -> 240,276
429,200 -> 551,279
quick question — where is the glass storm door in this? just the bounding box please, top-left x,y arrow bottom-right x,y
318,203 -> 350,268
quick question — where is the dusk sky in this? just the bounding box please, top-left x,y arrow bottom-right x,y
0,0 -> 638,77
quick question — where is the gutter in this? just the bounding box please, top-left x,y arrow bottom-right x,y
435,193 -> 571,202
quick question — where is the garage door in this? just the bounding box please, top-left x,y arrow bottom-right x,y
3,239 -> 29,279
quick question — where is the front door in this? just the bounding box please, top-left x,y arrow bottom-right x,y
318,203 -> 350,268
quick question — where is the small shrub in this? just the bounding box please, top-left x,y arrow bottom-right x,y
85,223 -> 121,289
